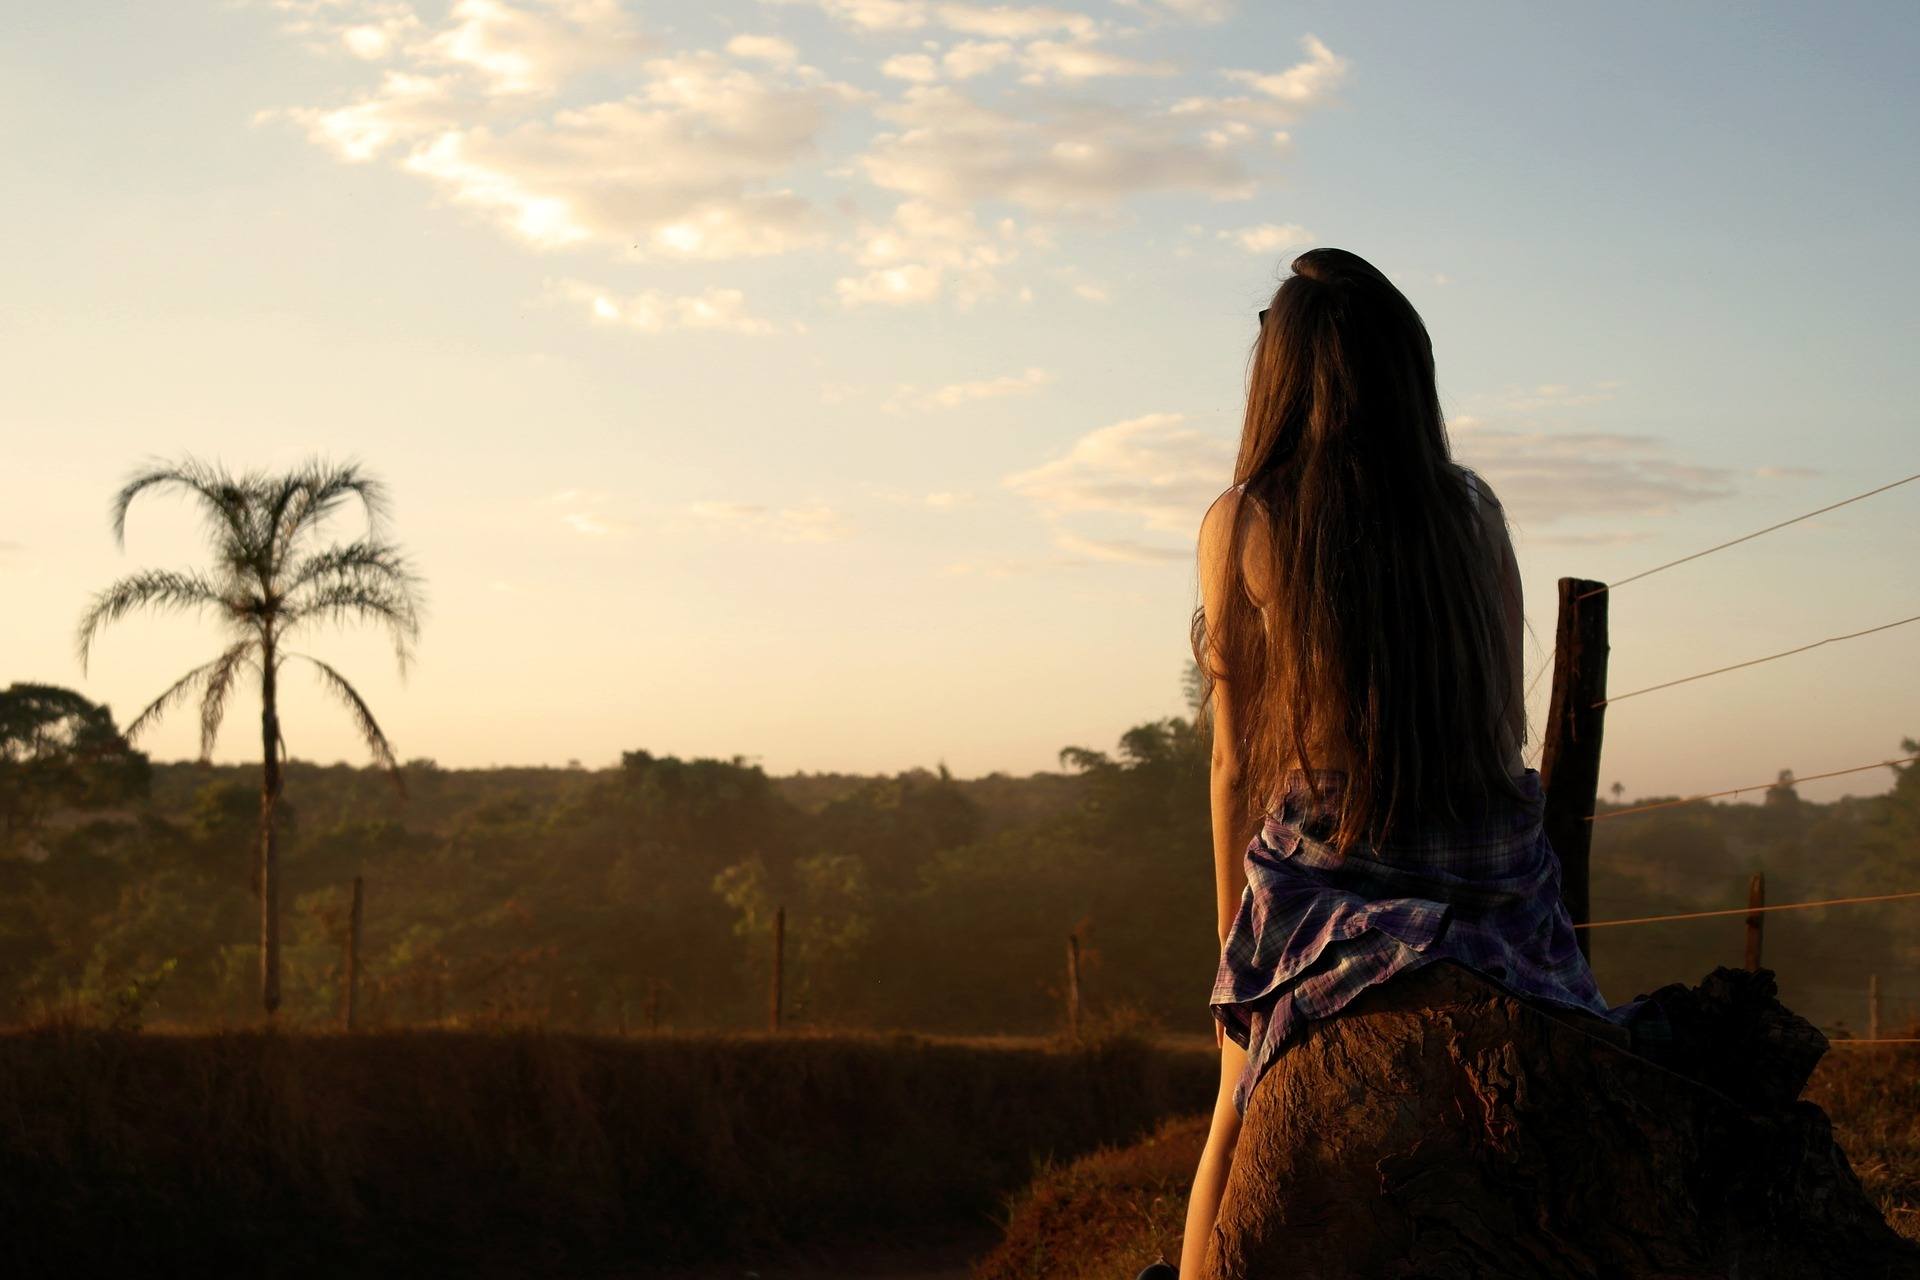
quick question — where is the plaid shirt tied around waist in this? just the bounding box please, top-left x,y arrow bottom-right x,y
1210,766 -> 1629,1117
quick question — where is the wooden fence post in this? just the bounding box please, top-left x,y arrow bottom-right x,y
646,977 -> 661,1032
343,874 -> 364,1032
769,905 -> 785,1033
1540,578 -> 1609,962
1743,873 -> 1765,972
1870,974 -> 1881,1042
1066,931 -> 1082,1042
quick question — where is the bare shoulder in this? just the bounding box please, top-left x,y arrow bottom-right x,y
1459,464 -> 1506,512
1199,484 -> 1276,607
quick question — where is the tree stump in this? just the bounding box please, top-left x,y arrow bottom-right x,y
1201,961 -> 1918,1279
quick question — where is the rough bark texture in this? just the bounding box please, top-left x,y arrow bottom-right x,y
1201,961 -> 1919,1279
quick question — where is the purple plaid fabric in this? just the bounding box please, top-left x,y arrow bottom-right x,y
1210,766 -> 1625,1117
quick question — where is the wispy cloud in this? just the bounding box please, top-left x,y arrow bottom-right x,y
547,278 -> 777,335
882,366 -> 1051,411
550,488 -> 626,537
1219,221 -> 1313,253
683,500 -> 853,543
1003,412 -> 1234,561
726,33 -> 800,66
1451,380 -> 1738,527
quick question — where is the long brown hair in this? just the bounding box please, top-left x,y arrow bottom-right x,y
1189,247 -> 1525,853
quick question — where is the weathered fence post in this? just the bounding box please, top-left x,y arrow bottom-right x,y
769,905 -> 785,1033
1743,873 -> 1765,972
646,976 -> 661,1032
1870,974 -> 1881,1041
343,874 -> 364,1032
1540,578 -> 1609,962
1066,931 -> 1082,1042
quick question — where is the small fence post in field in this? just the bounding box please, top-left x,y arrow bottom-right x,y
646,977 -> 661,1032
1066,931 -> 1082,1042
769,905 -> 785,1033
1540,578 -> 1609,962
1743,873 -> 1765,972
343,874 -> 364,1032
1870,974 -> 1882,1042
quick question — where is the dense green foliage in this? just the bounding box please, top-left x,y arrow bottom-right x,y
3,679 -> 1915,1037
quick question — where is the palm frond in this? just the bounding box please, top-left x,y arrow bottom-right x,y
76,569 -> 233,674
124,643 -> 246,743
283,538 -> 419,597
288,651 -> 406,797
109,454 -> 253,554
279,457 -> 392,551
197,641 -> 257,761
283,577 -> 424,677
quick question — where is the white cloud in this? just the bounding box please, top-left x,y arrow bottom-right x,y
836,262 -> 945,305
1153,0 -> 1234,20
549,278 -> 777,334
882,52 -> 941,81
943,39 -> 1013,78
1114,0 -> 1235,21
269,70 -> 466,163
1018,38 -> 1175,82
772,0 -> 931,31
342,23 -> 401,59
1003,411 -> 1234,538
422,0 -> 647,97
939,4 -> 1099,39
684,500 -> 852,542
859,85 -> 1258,216
328,51 -> 838,257
1218,221 -> 1313,253
266,5 -> 851,260
1072,282 -> 1110,302
1169,33 -> 1349,127
883,366 -> 1051,411
726,33 -> 801,65
834,199 -> 1024,307
774,0 -> 1098,37
261,7 -> 1345,319
1224,34 -> 1347,104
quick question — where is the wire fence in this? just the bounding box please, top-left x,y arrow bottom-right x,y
1573,469 -> 1920,601
1514,466 -> 1919,1033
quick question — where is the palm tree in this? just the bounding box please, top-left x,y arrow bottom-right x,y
76,455 -> 424,1017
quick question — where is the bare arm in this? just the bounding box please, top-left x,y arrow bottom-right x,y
1472,473 -> 1528,760
1197,492 -> 1263,945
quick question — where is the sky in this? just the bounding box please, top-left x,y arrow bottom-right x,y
2,1 -> 1916,802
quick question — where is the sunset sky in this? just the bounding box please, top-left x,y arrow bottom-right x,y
3,2 -> 1916,801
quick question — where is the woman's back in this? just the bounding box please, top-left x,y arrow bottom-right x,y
1222,462 -> 1527,789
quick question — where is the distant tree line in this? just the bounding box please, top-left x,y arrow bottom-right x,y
4,677 -> 1917,1036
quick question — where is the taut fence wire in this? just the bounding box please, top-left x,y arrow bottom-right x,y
1596,612 -> 1920,708
1588,755 -> 1919,821
1574,469 -> 1920,601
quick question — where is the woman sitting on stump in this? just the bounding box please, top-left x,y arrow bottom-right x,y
1154,247 -> 1623,1279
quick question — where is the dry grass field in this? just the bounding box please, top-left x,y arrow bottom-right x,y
0,1024 -> 1213,1277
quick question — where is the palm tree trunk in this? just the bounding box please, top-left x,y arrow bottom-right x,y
259,646 -> 282,1017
